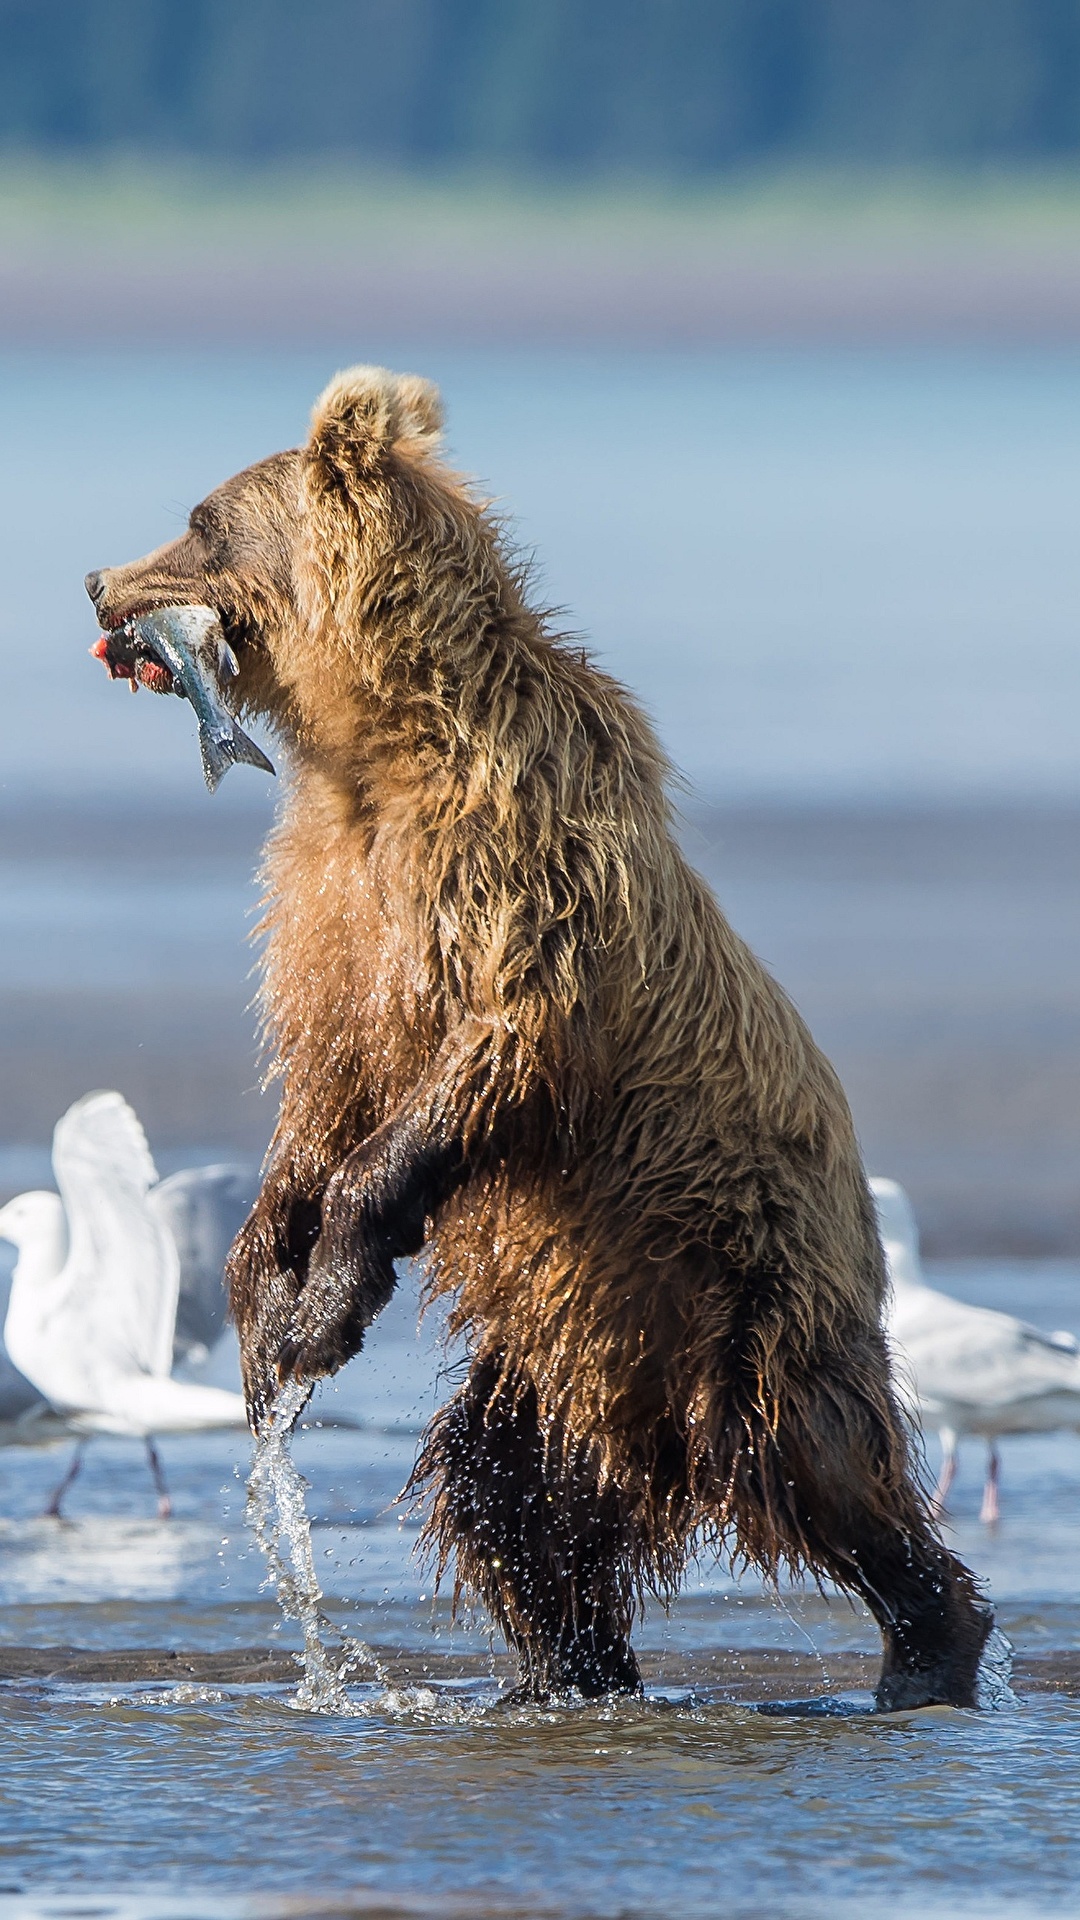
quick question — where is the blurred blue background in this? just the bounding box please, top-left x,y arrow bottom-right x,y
5,3 -> 1080,167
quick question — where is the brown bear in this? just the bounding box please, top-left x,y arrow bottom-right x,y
87,364 -> 992,1709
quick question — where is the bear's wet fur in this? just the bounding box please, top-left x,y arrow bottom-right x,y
90,365 -> 992,1708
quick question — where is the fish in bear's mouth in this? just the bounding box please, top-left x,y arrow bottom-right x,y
93,603 -> 185,691
91,603 -> 275,793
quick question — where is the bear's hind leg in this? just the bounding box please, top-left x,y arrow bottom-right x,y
770,1382 -> 993,1710
413,1352 -> 641,1700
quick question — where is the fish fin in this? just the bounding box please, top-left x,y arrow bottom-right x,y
230,723 -> 275,777
199,733 -> 235,794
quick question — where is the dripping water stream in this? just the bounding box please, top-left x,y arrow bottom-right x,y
247,1377 -> 389,1713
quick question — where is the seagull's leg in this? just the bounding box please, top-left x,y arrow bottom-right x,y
932,1428 -> 958,1513
979,1445 -> 1001,1525
43,1440 -> 87,1518
145,1439 -> 172,1520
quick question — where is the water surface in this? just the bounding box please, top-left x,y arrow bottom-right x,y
0,1266 -> 1075,1917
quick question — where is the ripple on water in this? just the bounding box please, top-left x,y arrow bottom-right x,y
0,1679 -> 1079,1918
0,1284 -> 1077,1914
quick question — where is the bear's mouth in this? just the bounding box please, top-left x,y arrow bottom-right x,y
91,602 -> 274,792
93,599 -> 235,695
93,609 -> 178,692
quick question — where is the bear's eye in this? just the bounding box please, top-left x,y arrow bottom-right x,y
188,504 -> 227,563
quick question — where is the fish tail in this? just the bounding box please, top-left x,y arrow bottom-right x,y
199,723 -> 273,792
199,732 -> 236,794
231,723 -> 275,777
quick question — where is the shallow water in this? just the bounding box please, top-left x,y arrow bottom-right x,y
0,1268 -> 1074,1917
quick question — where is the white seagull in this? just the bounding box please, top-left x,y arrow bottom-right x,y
873,1175 -> 1080,1523
0,1090 -> 249,1516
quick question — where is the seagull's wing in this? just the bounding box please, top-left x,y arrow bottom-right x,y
892,1282 -> 1080,1420
971,1316 -> 1080,1407
51,1090 -> 180,1381
149,1164 -> 258,1362
98,1374 -> 250,1435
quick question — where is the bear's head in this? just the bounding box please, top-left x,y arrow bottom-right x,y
86,366 -> 497,752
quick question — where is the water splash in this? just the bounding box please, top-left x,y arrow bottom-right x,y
106,1684 -> 228,1708
247,1376 -> 386,1714
974,1625 -> 1019,1712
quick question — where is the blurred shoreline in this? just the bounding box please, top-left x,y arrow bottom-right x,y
3,793 -> 1079,1257
13,162 -> 1080,345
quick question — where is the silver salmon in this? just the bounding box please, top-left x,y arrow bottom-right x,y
128,606 -> 275,793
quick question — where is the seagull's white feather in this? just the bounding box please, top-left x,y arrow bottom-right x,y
72,1376 -> 249,1437
0,1094 -> 248,1445
890,1288 -> 1080,1435
50,1090 -> 179,1389
150,1163 -> 258,1363
874,1175 -> 1080,1442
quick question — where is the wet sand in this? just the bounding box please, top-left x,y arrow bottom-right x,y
3,796 -> 1079,1253
688,802 -> 1080,1255
0,1642 -> 1076,1700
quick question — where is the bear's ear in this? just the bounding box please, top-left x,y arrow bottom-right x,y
393,373 -> 444,441
308,366 -> 443,474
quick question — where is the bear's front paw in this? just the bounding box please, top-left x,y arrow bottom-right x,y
228,1205 -> 314,1432
274,1142 -> 434,1388
276,1224 -> 395,1388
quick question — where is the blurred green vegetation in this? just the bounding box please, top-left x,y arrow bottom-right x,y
10,152 -> 1080,252
5,1 -> 1080,171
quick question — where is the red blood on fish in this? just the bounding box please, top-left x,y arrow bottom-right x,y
90,634 -> 133,680
135,658 -> 174,694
